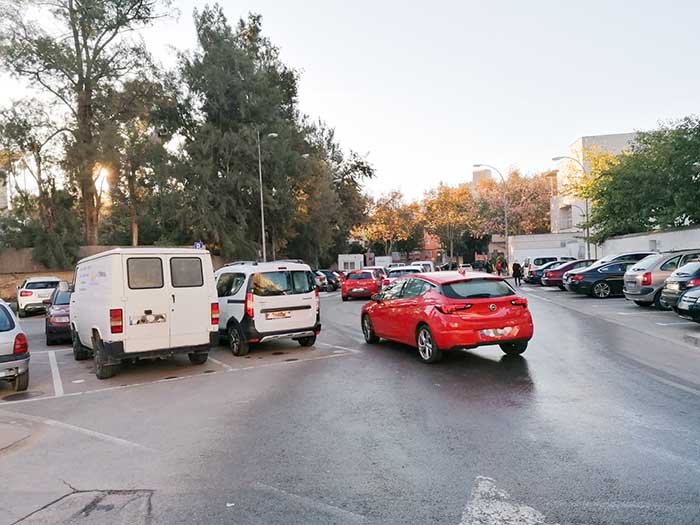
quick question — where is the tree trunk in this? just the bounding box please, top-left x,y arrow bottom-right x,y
127,167 -> 138,246
77,87 -> 99,245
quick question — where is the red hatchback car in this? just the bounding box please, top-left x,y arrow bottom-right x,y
342,269 -> 383,301
360,272 -> 534,363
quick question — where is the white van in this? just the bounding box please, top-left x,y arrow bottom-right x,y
412,260 -> 436,272
215,261 -> 321,356
70,248 -> 219,379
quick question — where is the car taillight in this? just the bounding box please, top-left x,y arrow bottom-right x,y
382,278 -> 390,286
511,297 -> 528,308
572,275 -> 584,281
546,271 -> 554,278
20,290 -> 33,297
245,292 -> 254,318
109,308 -> 123,334
13,333 -> 28,354
211,302 -> 220,325
641,272 -> 652,286
685,278 -> 700,288
435,303 -> 472,314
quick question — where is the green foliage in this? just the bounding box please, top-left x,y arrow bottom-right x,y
583,117 -> 700,242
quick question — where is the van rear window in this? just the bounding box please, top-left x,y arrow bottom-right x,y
441,279 -> 515,299
171,258 -> 204,288
127,258 -> 164,290
0,305 -> 15,332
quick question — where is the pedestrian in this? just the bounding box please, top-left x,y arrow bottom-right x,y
495,260 -> 502,276
512,261 -> 523,286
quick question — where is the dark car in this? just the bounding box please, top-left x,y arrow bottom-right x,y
45,289 -> 71,345
318,270 -> 341,291
674,286 -> 700,323
525,260 -> 562,285
660,262 -> 700,308
567,260 -> 636,298
563,252 -> 655,291
542,259 -> 596,289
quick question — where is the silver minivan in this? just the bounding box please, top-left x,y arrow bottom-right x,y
623,249 -> 700,308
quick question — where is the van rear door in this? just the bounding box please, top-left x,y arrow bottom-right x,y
251,270 -> 318,335
168,255 -> 212,348
121,255 -> 171,353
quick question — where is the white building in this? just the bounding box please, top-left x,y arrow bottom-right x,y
550,132 -> 638,235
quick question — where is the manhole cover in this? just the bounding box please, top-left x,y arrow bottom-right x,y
2,391 -> 45,402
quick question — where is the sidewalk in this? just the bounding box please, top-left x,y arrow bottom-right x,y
0,421 -> 31,452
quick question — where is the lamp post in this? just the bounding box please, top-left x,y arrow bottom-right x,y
552,156 -> 590,259
473,163 -> 508,266
257,131 -> 278,262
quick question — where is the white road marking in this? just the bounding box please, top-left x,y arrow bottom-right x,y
656,321 -> 696,326
460,476 -> 554,525
226,502 -> 236,508
520,287 -> 535,291
318,342 -> 362,354
0,408 -> 151,451
48,351 -> 64,397
72,379 -> 85,384
254,482 -> 365,522
521,293 -> 554,304
208,356 -> 234,371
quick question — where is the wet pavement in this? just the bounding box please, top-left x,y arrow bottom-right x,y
0,290 -> 698,524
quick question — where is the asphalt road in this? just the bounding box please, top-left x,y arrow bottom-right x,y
0,288 -> 699,524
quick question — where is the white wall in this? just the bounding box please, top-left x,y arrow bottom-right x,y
600,226 -> 700,256
508,233 -> 586,262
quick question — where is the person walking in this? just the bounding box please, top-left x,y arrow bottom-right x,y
512,261 -> 523,286
495,260 -> 502,276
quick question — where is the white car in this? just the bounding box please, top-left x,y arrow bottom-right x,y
0,299 -> 29,391
382,265 -> 424,286
459,264 -> 474,271
215,261 -> 321,356
70,248 -> 219,379
363,265 -> 388,278
412,260 -> 436,272
16,276 -> 61,318
523,256 -> 576,281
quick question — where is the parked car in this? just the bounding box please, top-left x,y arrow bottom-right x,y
523,256 -> 576,281
673,287 -> 700,323
659,261 -> 700,308
342,269 -> 383,301
16,276 -> 61,318
623,249 -> 700,308
382,265 -> 424,286
71,248 -> 219,379
541,259 -> 596,289
0,298 -> 29,391
360,272 -> 533,363
215,261 -> 320,356
45,287 -> 72,345
363,266 -> 388,278
525,260 -> 565,285
563,251 -> 656,291
314,271 -> 329,291
459,263 -> 474,271
318,270 -> 342,291
412,260 -> 436,272
567,260 -> 637,298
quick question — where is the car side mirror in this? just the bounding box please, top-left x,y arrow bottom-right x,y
371,293 -> 382,302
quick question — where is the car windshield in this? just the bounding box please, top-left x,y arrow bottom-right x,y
441,278 -> 515,299
632,254 -> 664,271
348,272 -> 372,280
389,269 -> 420,277
0,305 -> 14,332
26,281 -> 59,290
53,291 -> 71,305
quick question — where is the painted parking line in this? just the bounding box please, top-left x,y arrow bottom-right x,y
48,351 -> 64,397
318,342 -> 362,354
208,356 -> 234,371
460,476 -> 549,525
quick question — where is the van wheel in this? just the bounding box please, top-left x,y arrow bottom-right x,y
12,371 -> 29,392
72,330 -> 91,361
298,335 -> 316,347
228,323 -> 249,356
500,341 -> 528,355
93,338 -> 118,379
188,352 -> 209,365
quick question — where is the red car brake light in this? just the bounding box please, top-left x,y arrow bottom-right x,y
13,333 -> 28,354
511,297 -> 528,308
211,302 -> 220,325
686,278 -> 700,288
109,308 -> 123,334
571,274 -> 584,281
435,303 -> 472,314
245,292 -> 255,318
19,290 -> 33,297
382,278 -> 390,286
641,272 -> 652,286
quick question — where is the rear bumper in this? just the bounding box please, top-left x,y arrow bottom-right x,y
342,288 -> 376,298
540,277 -> 562,286
20,302 -> 48,312
239,317 -> 322,343
623,286 -> 656,302
660,289 -> 683,307
46,322 -> 71,337
102,332 -> 218,362
431,316 -> 534,351
0,353 -> 30,379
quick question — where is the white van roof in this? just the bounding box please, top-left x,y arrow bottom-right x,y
216,260 -> 311,274
77,247 -> 210,265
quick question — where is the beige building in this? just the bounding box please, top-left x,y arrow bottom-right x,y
550,132 -> 637,234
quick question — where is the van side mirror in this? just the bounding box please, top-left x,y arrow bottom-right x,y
371,293 -> 382,302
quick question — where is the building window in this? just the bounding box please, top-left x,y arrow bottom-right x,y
561,206 -> 573,230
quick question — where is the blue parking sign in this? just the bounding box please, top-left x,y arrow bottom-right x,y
194,241 -> 205,250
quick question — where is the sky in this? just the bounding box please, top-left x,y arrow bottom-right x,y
4,0 -> 700,200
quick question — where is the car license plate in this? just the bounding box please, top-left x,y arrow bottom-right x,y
266,311 -> 290,320
481,327 -> 513,338
626,282 -> 636,290
667,282 -> 679,291
352,288 -> 367,293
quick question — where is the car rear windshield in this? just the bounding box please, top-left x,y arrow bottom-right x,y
676,262 -> 700,275
348,272 -> 372,280
389,269 -> 420,277
26,281 -> 59,290
632,254 -> 663,270
53,291 -> 71,305
533,257 -> 556,266
441,279 -> 515,299
252,271 -> 315,296
0,305 -> 14,332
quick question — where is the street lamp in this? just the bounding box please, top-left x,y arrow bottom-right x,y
473,163 -> 508,266
552,155 -> 591,258
257,131 -> 278,262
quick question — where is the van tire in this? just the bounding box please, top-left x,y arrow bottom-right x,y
228,323 -> 249,356
72,330 -> 91,361
12,370 -> 29,392
93,337 -> 118,379
188,352 -> 209,365
298,335 -> 316,347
